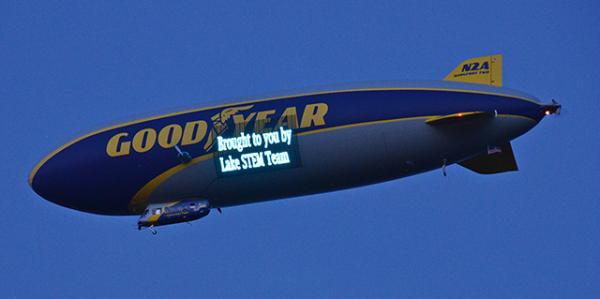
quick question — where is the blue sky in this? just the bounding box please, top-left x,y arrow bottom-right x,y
2,1 -> 599,298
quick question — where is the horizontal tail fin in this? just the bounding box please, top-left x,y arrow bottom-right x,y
444,55 -> 502,87
425,111 -> 493,126
459,143 -> 518,174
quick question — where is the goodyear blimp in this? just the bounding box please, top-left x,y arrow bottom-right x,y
29,55 -> 560,233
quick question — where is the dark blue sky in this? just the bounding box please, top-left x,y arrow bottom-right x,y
2,1 -> 599,298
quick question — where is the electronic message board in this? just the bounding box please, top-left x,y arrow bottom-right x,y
214,126 -> 301,176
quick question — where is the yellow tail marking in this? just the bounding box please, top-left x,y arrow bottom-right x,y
444,55 -> 502,87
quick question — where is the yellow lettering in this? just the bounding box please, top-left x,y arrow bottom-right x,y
233,112 -> 256,135
181,120 -> 208,145
157,124 -> 183,148
106,133 -> 131,157
275,107 -> 299,129
255,110 -> 276,132
300,103 -> 328,128
132,128 -> 157,153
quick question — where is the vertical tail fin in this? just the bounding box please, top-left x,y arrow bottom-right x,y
458,143 -> 518,174
444,55 -> 502,87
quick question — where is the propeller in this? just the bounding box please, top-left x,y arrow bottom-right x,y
551,99 -> 562,115
542,99 -> 562,116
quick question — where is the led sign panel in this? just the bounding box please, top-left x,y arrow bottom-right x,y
214,127 -> 300,176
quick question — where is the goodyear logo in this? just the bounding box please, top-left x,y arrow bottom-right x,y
106,103 -> 328,157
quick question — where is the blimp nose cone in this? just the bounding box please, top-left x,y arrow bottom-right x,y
29,135 -> 138,215
29,147 -> 100,213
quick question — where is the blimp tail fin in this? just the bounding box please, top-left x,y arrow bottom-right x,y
459,143 -> 518,174
444,55 -> 503,87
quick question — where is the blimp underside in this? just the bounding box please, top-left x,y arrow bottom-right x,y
30,55 -> 560,230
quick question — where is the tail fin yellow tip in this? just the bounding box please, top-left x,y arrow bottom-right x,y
444,55 -> 502,87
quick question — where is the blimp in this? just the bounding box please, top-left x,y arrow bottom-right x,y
29,55 -> 560,233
